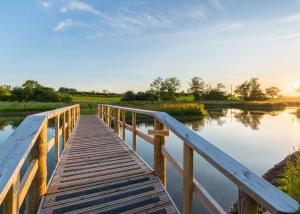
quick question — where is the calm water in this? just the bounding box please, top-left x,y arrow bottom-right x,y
0,108 -> 299,213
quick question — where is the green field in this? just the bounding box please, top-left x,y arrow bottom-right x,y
71,96 -> 121,102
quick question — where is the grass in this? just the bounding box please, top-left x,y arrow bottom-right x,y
279,151 -> 300,204
0,102 -> 68,113
116,101 -> 206,116
71,96 -> 121,102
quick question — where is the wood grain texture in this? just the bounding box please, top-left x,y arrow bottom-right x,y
183,144 -> 193,214
153,119 -> 166,187
40,115 -> 178,214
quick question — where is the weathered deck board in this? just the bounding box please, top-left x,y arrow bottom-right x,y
40,115 -> 178,214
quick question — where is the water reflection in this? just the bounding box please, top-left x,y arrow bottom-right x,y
0,116 -> 24,130
183,109 -> 286,132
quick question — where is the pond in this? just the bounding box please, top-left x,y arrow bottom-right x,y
0,108 -> 300,213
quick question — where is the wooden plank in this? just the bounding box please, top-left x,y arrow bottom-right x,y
148,129 -> 169,136
0,115 -> 46,204
183,143 -> 193,214
132,112 -> 137,151
161,146 -> 226,214
3,172 -> 20,214
122,110 -> 126,142
55,115 -> 60,162
40,115 -> 178,214
18,159 -> 38,207
153,119 -> 166,187
136,129 -> 154,145
47,137 -> 55,153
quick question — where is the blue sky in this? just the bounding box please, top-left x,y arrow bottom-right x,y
1,0 -> 300,94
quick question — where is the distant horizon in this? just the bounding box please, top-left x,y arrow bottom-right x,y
1,0 -> 300,95
2,78 -> 300,97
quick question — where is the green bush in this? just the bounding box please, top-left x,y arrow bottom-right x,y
279,151 -> 300,203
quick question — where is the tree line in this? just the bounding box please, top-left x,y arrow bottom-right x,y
122,77 -> 283,101
0,78 -> 290,103
0,80 -> 72,102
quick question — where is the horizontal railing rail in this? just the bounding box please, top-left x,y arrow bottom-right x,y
0,104 -> 80,213
97,104 -> 299,214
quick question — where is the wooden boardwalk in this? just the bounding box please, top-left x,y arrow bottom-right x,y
40,115 -> 178,214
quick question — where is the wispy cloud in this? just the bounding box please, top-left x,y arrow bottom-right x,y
278,12 -> 300,23
39,0 -> 51,8
53,18 -> 90,31
210,0 -> 223,10
85,32 -> 104,39
265,32 -> 300,41
213,22 -> 243,32
61,1 -> 104,17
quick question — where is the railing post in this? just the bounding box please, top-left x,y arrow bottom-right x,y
114,108 -> 120,135
108,107 -> 111,127
132,112 -> 137,151
238,190 -> 258,214
183,143 -> 194,214
3,173 -> 20,214
99,105 -> 103,120
62,111 -> 66,148
55,114 -> 60,162
122,110 -> 126,142
67,109 -> 71,139
26,120 -> 48,213
153,118 -> 166,186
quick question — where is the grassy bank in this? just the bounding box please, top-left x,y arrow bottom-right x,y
116,102 -> 206,116
0,102 -> 68,113
1,97 -> 300,116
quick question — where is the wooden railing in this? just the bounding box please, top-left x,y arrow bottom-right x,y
0,104 -> 80,214
97,104 -> 299,214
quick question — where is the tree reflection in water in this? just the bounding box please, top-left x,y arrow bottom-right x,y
0,116 -> 25,131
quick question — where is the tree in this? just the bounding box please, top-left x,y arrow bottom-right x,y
150,77 -> 163,98
188,77 -> 205,101
0,85 -> 11,101
235,78 -> 266,101
160,77 -> 181,100
248,78 -> 266,101
11,87 -> 26,102
22,80 -> 41,89
121,91 -> 136,101
202,83 -> 228,100
266,87 -> 280,99
235,81 -> 250,100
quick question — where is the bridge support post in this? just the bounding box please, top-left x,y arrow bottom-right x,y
132,112 -> 137,151
67,110 -> 71,140
99,105 -> 103,120
3,173 -> 20,214
238,190 -> 258,214
183,143 -> 193,214
62,111 -> 66,148
26,120 -> 48,213
153,119 -> 166,187
122,110 -> 126,142
114,108 -> 120,135
55,114 -> 60,162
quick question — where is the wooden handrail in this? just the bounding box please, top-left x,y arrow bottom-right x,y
97,104 -> 299,214
0,104 -> 80,213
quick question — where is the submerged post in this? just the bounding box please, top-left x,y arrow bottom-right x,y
153,119 -> 166,187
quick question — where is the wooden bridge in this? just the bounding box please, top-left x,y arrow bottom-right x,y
0,104 -> 299,214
